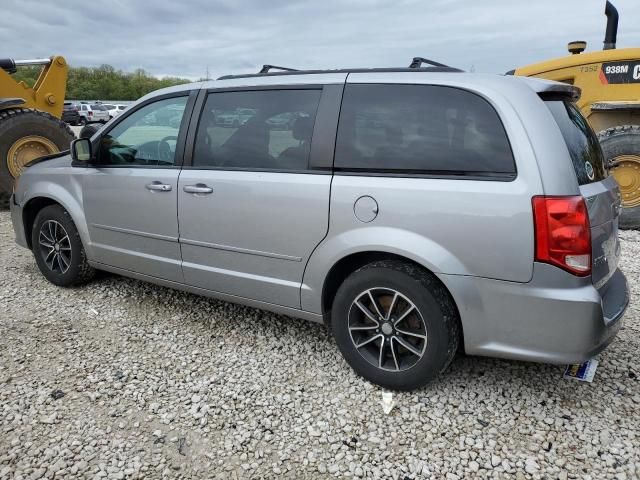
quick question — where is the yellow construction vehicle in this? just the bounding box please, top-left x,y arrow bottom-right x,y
513,1 -> 640,228
0,56 -> 74,207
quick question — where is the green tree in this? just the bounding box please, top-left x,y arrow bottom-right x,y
10,64 -> 191,101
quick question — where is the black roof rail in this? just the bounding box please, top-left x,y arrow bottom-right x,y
408,57 -> 450,69
259,64 -> 298,74
217,65 -> 463,81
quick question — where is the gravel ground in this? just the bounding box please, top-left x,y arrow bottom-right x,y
0,210 -> 638,480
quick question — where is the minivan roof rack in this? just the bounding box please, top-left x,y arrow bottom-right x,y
217,65 -> 462,81
259,64 -> 298,73
408,57 -> 450,69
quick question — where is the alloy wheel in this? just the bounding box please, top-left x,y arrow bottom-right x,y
38,220 -> 72,274
348,288 -> 427,372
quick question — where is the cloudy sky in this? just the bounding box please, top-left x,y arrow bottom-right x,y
2,0 -> 639,80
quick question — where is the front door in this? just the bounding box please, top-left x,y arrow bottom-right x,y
82,93 -> 193,282
178,87 -> 336,308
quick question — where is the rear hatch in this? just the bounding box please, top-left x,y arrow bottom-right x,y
546,100 -> 622,290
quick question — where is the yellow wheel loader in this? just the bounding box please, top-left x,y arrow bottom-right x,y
0,56 -> 74,208
513,1 -> 640,228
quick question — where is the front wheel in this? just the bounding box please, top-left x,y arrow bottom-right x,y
31,205 -> 95,287
331,260 -> 460,391
598,125 -> 640,229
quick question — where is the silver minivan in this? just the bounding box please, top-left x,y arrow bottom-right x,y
10,62 -> 629,390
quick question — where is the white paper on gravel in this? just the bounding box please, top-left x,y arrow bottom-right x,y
381,392 -> 395,414
563,359 -> 599,382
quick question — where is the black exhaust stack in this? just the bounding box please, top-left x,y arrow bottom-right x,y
0,58 -> 16,74
603,1 -> 618,50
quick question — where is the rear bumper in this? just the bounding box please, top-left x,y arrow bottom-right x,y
440,263 -> 628,364
10,195 -> 28,249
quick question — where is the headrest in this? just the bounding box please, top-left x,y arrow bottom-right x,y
292,116 -> 313,141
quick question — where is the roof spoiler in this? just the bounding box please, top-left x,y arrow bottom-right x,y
537,83 -> 581,102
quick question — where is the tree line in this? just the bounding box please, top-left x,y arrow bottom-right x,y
12,64 -> 192,101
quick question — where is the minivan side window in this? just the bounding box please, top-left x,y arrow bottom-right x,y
97,96 -> 188,167
334,84 -> 516,177
193,89 -> 321,171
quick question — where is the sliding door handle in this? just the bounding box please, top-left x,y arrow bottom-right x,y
146,182 -> 172,192
183,184 -> 213,194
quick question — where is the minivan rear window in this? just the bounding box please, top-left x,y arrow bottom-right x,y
546,101 -> 606,185
334,84 -> 516,177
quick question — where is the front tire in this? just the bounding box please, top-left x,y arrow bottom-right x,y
598,125 -> 640,229
31,205 -> 95,287
331,260 -> 460,391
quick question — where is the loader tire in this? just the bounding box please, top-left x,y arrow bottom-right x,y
0,108 -> 75,198
598,125 -> 640,230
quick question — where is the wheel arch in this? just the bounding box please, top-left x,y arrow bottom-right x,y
23,196 -> 59,249
318,250 -> 463,343
21,190 -> 90,256
302,226 -> 467,313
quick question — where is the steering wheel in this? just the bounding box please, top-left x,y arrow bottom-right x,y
108,146 -> 136,165
157,136 -> 178,163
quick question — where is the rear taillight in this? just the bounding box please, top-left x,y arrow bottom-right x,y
88,111 -> 93,116
532,196 -> 591,277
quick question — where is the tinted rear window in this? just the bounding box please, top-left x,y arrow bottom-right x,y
546,101 -> 606,185
334,84 -> 516,177
91,104 -> 107,111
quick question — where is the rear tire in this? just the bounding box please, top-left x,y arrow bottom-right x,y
598,125 -> 640,229
31,205 -> 95,287
331,260 -> 460,391
0,108 -> 75,196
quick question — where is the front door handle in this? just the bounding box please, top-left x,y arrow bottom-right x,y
146,182 -> 172,192
183,184 -> 213,194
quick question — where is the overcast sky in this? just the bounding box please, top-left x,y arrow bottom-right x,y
2,0 -> 639,80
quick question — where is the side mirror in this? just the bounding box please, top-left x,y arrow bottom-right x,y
70,138 -> 92,162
